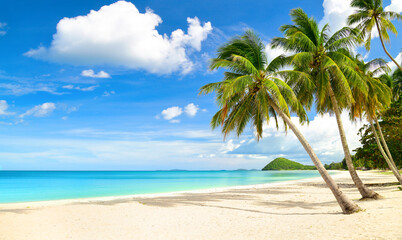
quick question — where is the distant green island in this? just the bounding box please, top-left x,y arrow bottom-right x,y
262,158 -> 316,170
262,157 -> 347,170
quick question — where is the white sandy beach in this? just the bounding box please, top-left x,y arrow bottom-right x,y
0,170 -> 401,240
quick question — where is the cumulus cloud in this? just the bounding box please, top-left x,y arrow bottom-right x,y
184,103 -> 199,117
388,52 -> 402,71
25,1 -> 212,74
265,44 -> 288,63
319,0 -> 400,38
20,102 -> 56,118
62,84 -> 98,91
0,100 -> 12,115
160,103 -> 202,122
231,112 -> 365,165
161,106 -> 182,122
81,69 -> 111,78
319,0 -> 356,33
385,0 -> 402,13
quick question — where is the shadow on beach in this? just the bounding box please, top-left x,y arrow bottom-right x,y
69,187 -> 345,216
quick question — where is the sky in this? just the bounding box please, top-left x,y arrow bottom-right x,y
0,0 -> 401,170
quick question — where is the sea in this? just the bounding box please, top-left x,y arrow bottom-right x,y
0,170 -> 324,203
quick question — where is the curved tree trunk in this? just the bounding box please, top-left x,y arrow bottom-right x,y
369,117 -> 402,185
375,18 -> 402,72
328,87 -> 381,199
374,116 -> 399,171
270,101 -> 361,214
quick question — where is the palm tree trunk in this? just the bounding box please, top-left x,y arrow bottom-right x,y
270,100 -> 361,214
328,87 -> 381,199
369,117 -> 402,185
375,18 -> 402,72
374,116 -> 399,171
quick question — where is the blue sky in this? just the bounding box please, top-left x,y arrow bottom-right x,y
0,0 -> 401,170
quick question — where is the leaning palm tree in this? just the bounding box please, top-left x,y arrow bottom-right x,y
200,30 -> 360,214
349,55 -> 402,185
347,0 -> 402,71
272,8 -> 380,199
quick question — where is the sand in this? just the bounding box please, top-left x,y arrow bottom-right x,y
0,170 -> 401,240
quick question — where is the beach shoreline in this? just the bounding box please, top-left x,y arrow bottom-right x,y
1,170 -> 401,240
0,170 -> 341,208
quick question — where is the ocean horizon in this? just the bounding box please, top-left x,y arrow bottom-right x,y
0,170 -> 327,203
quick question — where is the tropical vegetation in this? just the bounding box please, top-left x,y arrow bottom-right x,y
271,8 -> 380,199
354,97 -> 402,170
200,30 -> 361,214
262,158 -> 316,170
347,54 -> 402,184
201,0 -> 401,214
347,0 -> 402,71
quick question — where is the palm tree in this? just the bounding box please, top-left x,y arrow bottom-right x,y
380,68 -> 402,100
272,8 -> 380,199
379,69 -> 401,164
200,30 -> 360,214
349,55 -> 402,185
391,68 -> 402,98
347,0 -> 402,71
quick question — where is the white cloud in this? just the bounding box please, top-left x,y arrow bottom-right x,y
62,85 -> 74,89
81,69 -> 111,78
61,128 -> 218,141
161,106 -> 182,120
160,103 -> 202,122
385,0 -> 402,13
319,0 -> 356,33
102,90 -> 115,97
62,84 -> 98,91
0,22 -> 7,36
265,44 -> 288,63
20,102 -> 56,118
25,1 -> 212,75
388,52 -> 402,71
169,119 -> 180,123
319,0 -> 400,39
184,103 -> 199,117
0,83 -> 63,96
0,100 -> 13,115
80,86 -> 98,91
220,139 -> 245,153
0,131 -> 261,170
232,112 -> 366,165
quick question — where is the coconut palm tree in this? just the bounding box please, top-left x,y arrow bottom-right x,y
200,30 -> 360,214
272,8 -> 380,199
380,68 -> 402,100
349,55 -> 402,185
379,69 -> 402,165
347,0 -> 402,71
391,68 -> 402,98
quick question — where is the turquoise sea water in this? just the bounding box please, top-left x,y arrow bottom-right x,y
0,170 -> 324,203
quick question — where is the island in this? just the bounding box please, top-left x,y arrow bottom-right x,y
262,157 -> 316,170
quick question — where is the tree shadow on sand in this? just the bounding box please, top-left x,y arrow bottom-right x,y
78,188 -> 343,216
